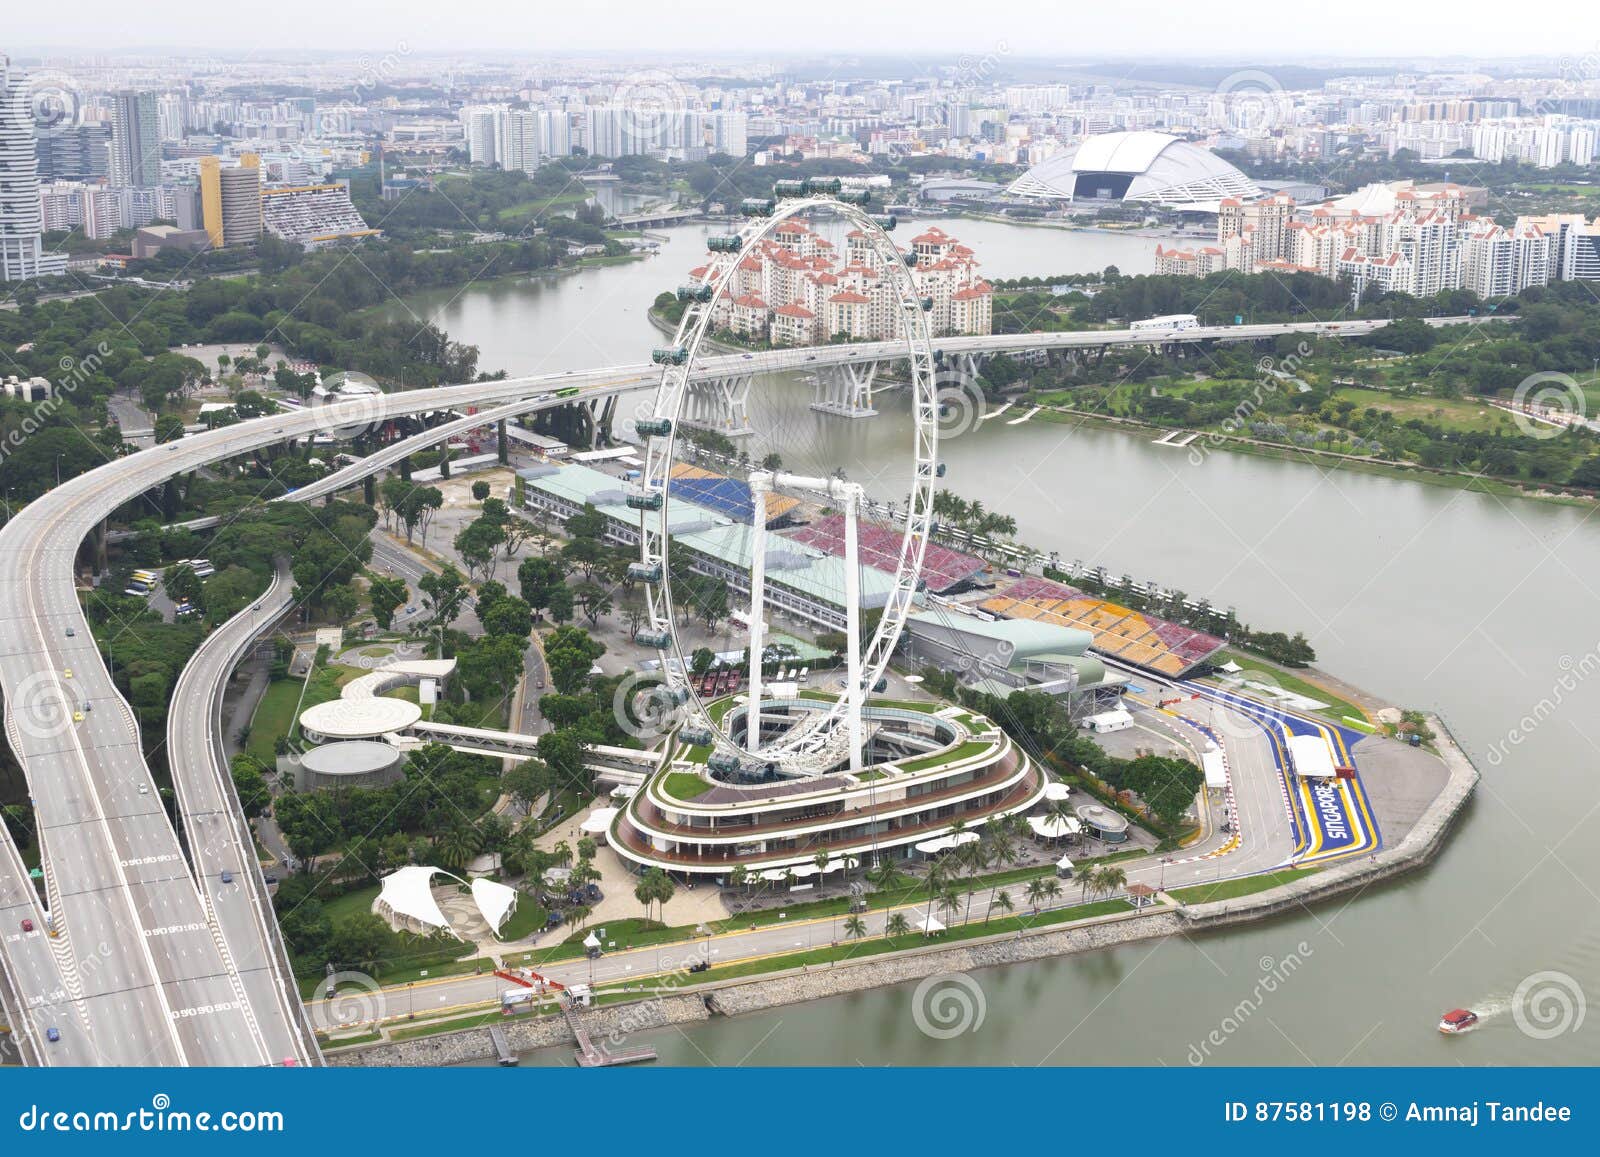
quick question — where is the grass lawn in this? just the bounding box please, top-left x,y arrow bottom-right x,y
1210,650 -> 1367,724
661,771 -> 712,800
496,891 -> 550,940
1328,386 -> 1516,436
245,678 -> 308,763
295,884 -> 489,995
1168,867 -> 1312,905
898,738 -> 993,772
693,899 -> 1134,984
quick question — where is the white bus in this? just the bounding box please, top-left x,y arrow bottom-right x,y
1129,313 -> 1199,333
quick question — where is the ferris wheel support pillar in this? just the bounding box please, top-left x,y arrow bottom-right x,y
844,490 -> 863,774
746,475 -> 771,755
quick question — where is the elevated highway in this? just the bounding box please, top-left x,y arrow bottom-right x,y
0,313 -> 1483,1063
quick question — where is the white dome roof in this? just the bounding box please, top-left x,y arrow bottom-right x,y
1008,132 -> 1258,208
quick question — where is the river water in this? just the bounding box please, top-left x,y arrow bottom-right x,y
391,217 -> 1600,1067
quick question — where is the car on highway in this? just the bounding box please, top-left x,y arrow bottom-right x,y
220,870 -> 233,884
138,783 -> 148,795
46,1028 -> 60,1043
72,711 -> 82,722
62,668 -> 72,679
21,919 -> 32,933
64,626 -> 74,637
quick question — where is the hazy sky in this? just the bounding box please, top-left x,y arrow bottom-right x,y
3,0 -> 1589,60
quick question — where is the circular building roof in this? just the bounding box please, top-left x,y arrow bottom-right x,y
1007,132 -> 1258,208
1075,802 -> 1130,834
300,697 -> 420,740
300,740 -> 402,777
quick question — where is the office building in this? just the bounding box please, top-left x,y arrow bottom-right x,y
109,90 -> 161,188
37,123 -> 110,181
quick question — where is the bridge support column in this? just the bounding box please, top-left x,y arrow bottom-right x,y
681,374 -> 755,437
809,362 -> 879,418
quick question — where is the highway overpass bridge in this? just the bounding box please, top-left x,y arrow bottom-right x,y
0,312 -> 1486,1064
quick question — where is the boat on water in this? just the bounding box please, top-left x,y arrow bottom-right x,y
1438,1008 -> 1479,1034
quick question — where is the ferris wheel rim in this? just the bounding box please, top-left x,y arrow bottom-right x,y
633,193 -> 938,776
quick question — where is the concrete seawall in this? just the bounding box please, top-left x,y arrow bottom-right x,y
328,716 -> 1479,1067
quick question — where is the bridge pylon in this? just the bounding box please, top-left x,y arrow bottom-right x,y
809,360 -> 879,418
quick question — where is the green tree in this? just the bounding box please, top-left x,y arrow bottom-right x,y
543,625 -> 606,694
368,575 -> 408,630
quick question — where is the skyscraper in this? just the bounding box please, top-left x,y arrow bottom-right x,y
109,89 -> 161,187
199,154 -> 261,247
0,56 -> 68,282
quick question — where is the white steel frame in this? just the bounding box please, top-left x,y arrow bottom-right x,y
633,195 -> 937,777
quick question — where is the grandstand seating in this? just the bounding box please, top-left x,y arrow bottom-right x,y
786,514 -> 987,594
980,575 -> 1224,676
667,463 -> 799,525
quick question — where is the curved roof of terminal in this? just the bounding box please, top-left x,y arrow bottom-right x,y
300,697 -> 421,739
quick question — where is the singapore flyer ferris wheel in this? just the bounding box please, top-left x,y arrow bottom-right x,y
625,183 -> 940,780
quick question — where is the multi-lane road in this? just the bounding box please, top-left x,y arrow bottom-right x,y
165,561 -> 321,1065
0,315 -> 1462,1064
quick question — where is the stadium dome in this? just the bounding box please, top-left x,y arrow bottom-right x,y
1007,131 -> 1258,208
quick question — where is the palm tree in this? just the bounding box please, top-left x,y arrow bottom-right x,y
1078,864 -> 1101,904
988,889 -> 1014,924
1042,877 -> 1062,907
1025,877 -> 1048,914
842,914 -> 868,941
885,912 -> 910,941
1097,865 -> 1128,900
634,874 -> 655,921
936,886 -> 962,929
813,850 -> 831,885
435,823 -> 481,871
730,864 -> 749,895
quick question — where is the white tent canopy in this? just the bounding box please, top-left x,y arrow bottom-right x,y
915,912 -> 946,934
1043,782 -> 1072,801
377,866 -> 458,939
1028,814 -> 1082,839
913,831 -> 981,855
1287,733 -> 1336,778
582,931 -> 601,949
579,807 -> 619,834
470,877 -> 518,937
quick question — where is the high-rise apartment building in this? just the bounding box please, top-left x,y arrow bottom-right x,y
110,90 -> 161,187
0,56 -> 68,282
502,110 -> 542,175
